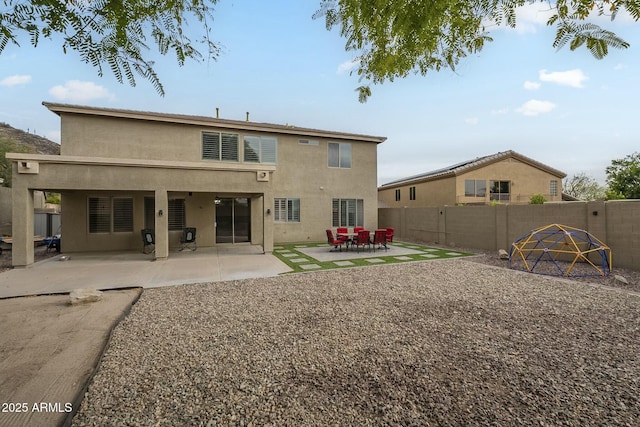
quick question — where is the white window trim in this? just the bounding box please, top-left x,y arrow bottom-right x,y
202,131 -> 239,162
274,198 -> 300,223
328,142 -> 352,169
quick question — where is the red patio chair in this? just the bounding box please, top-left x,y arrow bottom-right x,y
372,229 -> 387,252
336,227 -> 350,247
354,227 -> 364,234
326,229 -> 346,252
353,229 -> 371,253
386,227 -> 394,243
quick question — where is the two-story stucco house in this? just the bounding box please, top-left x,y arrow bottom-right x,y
8,103 -> 386,267
378,150 -> 566,208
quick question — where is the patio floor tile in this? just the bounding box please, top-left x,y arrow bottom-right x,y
334,261 -> 355,267
300,264 -> 321,270
366,258 -> 386,263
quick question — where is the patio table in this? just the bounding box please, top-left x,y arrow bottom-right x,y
337,232 -> 357,250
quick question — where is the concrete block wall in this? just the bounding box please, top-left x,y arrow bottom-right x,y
379,200 -> 640,271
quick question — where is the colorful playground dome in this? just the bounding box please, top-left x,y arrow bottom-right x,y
509,224 -> 612,277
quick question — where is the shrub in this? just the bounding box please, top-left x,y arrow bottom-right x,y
530,194 -> 546,204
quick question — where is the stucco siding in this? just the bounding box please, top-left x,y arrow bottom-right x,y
457,158 -> 563,204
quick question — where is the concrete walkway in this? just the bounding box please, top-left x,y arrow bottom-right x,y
0,289 -> 141,427
0,245 -> 291,298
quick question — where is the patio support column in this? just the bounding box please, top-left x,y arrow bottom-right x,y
11,185 -> 34,267
154,189 -> 169,260
263,191 -> 274,253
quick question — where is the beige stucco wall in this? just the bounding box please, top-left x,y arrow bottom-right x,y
273,136 -> 378,243
378,177 -> 456,208
61,115 -> 204,161
379,200 -> 640,271
10,109 -> 381,261
456,158 -> 563,204
379,157 -> 563,208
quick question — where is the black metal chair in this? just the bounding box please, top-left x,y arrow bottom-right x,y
179,227 -> 197,251
141,229 -> 155,254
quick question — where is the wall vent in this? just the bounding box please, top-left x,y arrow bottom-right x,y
299,139 -> 319,146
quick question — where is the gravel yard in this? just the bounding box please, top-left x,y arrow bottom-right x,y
72,259 -> 639,427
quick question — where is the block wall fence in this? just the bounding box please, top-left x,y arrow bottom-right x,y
379,200 -> 639,271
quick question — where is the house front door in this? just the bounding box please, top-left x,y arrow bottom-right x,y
215,198 -> 251,243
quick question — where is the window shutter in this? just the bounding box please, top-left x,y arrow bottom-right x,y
221,133 -> 238,161
261,137 -> 277,163
244,136 -> 261,162
168,199 -> 185,230
202,132 -> 220,160
88,197 -> 111,233
274,198 -> 286,222
113,198 -> 133,232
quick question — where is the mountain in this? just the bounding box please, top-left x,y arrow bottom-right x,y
0,123 -> 60,155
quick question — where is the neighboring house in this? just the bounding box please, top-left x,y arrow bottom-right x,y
8,103 -> 386,267
378,150 -> 566,208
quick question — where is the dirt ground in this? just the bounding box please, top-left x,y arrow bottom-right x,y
0,245 -> 59,272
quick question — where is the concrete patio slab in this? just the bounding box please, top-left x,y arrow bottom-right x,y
296,245 -> 424,262
0,245 -> 291,298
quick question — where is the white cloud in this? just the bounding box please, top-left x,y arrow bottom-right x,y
614,63 -> 625,71
1,75 -> 32,87
487,3 -> 554,33
337,59 -> 359,74
48,80 -> 114,102
516,99 -> 556,116
539,69 -> 588,88
490,108 -> 509,115
465,117 -> 479,125
523,81 -> 541,90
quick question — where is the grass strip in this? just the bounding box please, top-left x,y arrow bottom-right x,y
273,241 -> 473,274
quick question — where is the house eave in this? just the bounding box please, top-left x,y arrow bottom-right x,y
42,102 -> 387,144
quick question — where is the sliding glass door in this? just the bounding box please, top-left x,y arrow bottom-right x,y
216,198 -> 251,243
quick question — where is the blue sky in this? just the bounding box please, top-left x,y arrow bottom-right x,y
1,1 -> 638,186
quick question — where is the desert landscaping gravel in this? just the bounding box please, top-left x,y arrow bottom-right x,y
72,259 -> 639,427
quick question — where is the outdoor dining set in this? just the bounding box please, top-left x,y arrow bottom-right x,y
326,227 -> 394,253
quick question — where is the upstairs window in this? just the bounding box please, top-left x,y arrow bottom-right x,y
328,142 -> 352,168
244,136 -> 277,163
465,180 -> 487,197
395,189 -> 401,201
410,186 -> 416,200
550,180 -> 558,197
490,180 -> 510,201
202,132 -> 239,161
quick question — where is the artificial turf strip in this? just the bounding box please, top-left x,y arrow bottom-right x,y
272,242 -> 473,274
